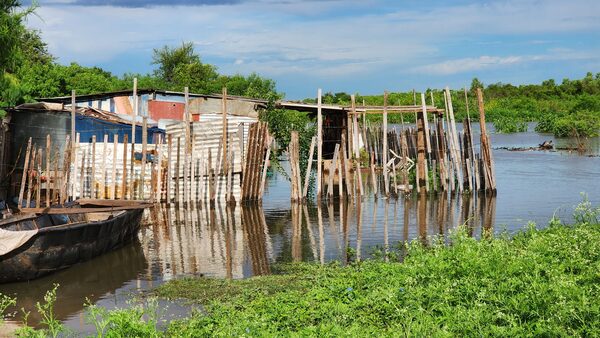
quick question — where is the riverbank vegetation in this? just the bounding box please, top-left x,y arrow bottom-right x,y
3,200 -> 600,336
307,74 -> 600,137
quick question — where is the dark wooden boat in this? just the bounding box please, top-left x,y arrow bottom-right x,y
0,201 -> 149,283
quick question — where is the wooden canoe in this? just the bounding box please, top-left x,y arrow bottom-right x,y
0,204 -> 145,283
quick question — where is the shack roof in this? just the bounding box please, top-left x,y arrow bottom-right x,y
7,102 -> 156,128
276,101 -> 445,115
38,89 -> 269,107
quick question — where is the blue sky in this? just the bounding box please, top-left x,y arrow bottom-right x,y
24,0 -> 600,99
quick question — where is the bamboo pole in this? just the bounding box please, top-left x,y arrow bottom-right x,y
72,133 -> 79,199
327,144 -> 339,201
121,134 -> 128,200
90,135 -> 96,199
45,135 -> 51,206
17,138 -> 31,208
35,148 -> 41,208
302,136 -> 317,200
80,147 -> 86,199
156,135 -> 163,202
99,134 -> 107,199
316,88 -> 323,201
382,91 -> 389,196
290,131 -> 300,202
222,87 -> 228,176
71,90 -> 76,152
140,116 -> 148,199
183,87 -> 190,204
61,136 -> 71,205
351,95 -> 360,159
112,135 -> 118,199
167,134 -> 172,202
130,78 -> 138,199
259,136 -> 272,199
176,137 -> 181,203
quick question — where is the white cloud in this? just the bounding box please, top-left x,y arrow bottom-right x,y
24,0 -> 600,96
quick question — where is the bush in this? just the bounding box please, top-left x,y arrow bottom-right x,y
493,118 -> 528,133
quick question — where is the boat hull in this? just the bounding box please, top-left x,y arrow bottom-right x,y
0,209 -> 143,283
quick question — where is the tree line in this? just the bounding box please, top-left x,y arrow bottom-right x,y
0,2 -> 280,111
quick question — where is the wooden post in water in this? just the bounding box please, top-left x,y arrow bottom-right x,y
156,135 -> 163,202
61,136 -> 71,205
382,91 -> 389,196
176,137 -> 181,203
70,89 -> 76,143
17,137 -> 30,207
289,131 -> 301,202
316,88 -> 323,201
302,136 -> 317,201
130,78 -> 138,200
183,87 -> 190,204
121,134 -> 128,200
140,116 -> 148,199
477,88 -> 496,193
112,135 -> 118,199
90,135 -> 96,198
166,134 -> 172,202
259,135 -> 272,199
351,95 -> 360,159
45,135 -> 51,206
35,148 -> 41,208
327,144 -> 339,201
100,134 -> 108,199
416,107 -> 426,192
72,133 -> 79,199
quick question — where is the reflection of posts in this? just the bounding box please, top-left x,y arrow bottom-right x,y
291,203 -> 302,262
418,192 -> 427,245
242,205 -> 271,276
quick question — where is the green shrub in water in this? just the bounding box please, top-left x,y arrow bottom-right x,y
492,118 -> 528,133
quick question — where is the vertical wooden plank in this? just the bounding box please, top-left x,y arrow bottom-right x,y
382,91 -> 389,196
351,95 -> 360,159
176,137 -> 181,203
316,88 -> 323,201
112,135 -> 118,199
302,136 -> 317,200
100,134 -> 108,199
140,116 -> 148,199
35,148 -> 42,208
130,78 -> 138,200
416,104 -> 426,192
121,134 -> 128,200
167,134 -> 172,202
183,87 -> 190,204
156,135 -> 163,202
26,146 -> 36,208
18,138 -> 32,208
90,135 -> 96,198
80,146 -> 86,199
421,93 -> 432,155
327,144 -> 339,200
52,148 -> 59,204
260,135 -> 273,199
71,90 -> 76,152
61,136 -> 71,205
72,133 -> 79,199
222,87 -> 228,176
445,87 -> 464,192
289,131 -> 299,202
45,135 -> 51,206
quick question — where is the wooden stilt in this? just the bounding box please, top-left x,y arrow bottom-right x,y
112,135 -> 118,199
302,136 -> 317,200
316,88 -> 323,201
121,134 -> 128,200
18,138 -> 32,208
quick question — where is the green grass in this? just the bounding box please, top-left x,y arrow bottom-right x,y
156,201 -> 600,337
5,200 -> 600,337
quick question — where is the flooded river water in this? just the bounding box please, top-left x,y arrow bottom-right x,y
1,123 -> 599,334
